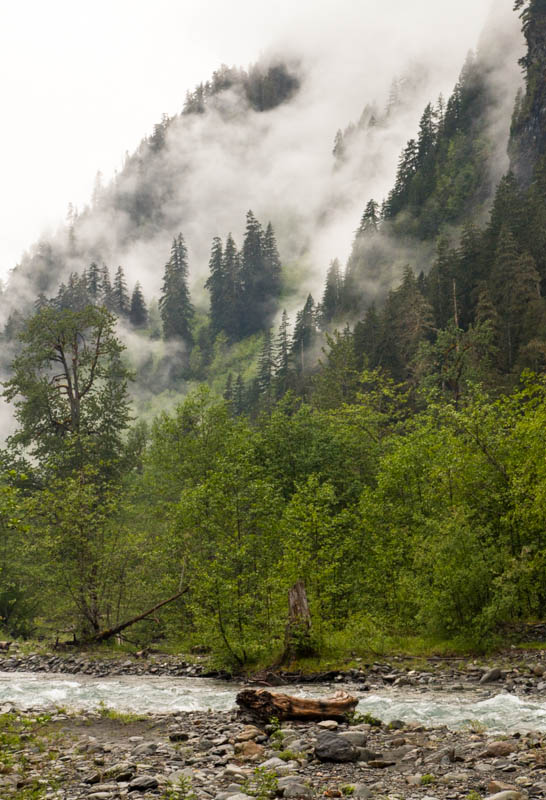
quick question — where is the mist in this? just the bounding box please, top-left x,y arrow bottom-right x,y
2,1 -> 523,311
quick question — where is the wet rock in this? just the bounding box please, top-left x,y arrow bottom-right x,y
283,784 -> 314,799
315,732 -> 359,762
317,720 -> 338,730
338,731 -> 367,747
484,740 -> 517,757
104,762 -> 135,781
481,668 -> 503,684
128,775 -> 159,791
169,730 -> 189,742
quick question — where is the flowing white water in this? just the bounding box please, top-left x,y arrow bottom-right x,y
1,672 -> 545,732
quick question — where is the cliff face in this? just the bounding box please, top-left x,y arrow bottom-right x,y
510,0 -> 546,184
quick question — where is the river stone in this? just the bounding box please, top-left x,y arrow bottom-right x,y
132,741 -> 157,756
283,784 -> 314,799
315,732 -> 359,762
481,668 -> 503,684
339,731 -> 368,747
87,794 -> 116,800
356,747 -> 383,762
484,793 -> 526,800
352,786 -> 371,799
234,740 -> 264,758
317,720 -> 338,730
83,772 -> 102,784
128,775 -> 159,791
223,795 -> 253,800
236,725 -> 262,742
169,730 -> 189,742
484,741 -> 517,757
488,781 -> 518,794
104,762 -> 135,780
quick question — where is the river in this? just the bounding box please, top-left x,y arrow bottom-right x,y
1,671 -> 545,732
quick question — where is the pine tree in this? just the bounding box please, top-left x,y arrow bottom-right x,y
274,309 -> 291,397
354,304 -> 380,369
100,265 -> 114,310
205,237 -> 225,337
129,282 -> 148,327
240,211 -> 265,336
262,222 -> 283,305
233,375 -> 245,415
112,266 -> 130,317
222,233 -> 243,341
291,295 -> 318,374
320,259 -> 343,326
86,262 -> 101,302
224,373 -> 234,407
257,330 -> 275,406
159,234 -> 194,343
357,200 -> 380,235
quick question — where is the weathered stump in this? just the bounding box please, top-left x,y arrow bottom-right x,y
282,580 -> 315,663
236,688 -> 358,721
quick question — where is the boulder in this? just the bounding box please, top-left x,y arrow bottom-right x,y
315,732 -> 359,763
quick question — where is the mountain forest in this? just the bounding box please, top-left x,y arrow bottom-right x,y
1,1 -> 546,668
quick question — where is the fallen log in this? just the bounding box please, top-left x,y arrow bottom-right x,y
236,688 -> 358,722
84,588 -> 189,644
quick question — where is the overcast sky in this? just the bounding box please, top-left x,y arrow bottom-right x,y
0,0 -> 505,280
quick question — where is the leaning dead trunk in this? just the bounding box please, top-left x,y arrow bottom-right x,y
281,580 -> 315,664
236,688 -> 358,721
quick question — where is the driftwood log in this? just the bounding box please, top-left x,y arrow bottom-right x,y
236,688 -> 358,721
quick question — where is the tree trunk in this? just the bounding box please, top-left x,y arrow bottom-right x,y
83,588 -> 188,644
236,688 -> 358,721
281,580 -> 315,664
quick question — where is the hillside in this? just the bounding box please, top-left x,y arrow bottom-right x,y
2,2 -> 546,666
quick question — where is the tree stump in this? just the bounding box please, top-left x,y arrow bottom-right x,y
236,688 -> 358,721
282,580 -> 315,663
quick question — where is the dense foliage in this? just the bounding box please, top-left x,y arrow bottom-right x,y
2,3 -> 546,664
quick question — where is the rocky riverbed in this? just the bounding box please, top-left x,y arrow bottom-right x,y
2,650 -> 546,799
0,703 -> 542,800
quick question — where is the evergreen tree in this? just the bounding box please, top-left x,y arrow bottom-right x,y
257,330 -> 275,407
205,237 -> 225,337
100,265 -> 114,310
358,200 -> 381,235
320,259 -> 343,326
262,222 -> 283,304
240,211 -> 265,336
159,234 -> 194,344
274,309 -> 291,397
222,233 -> 243,341
129,282 -> 148,327
291,295 -> 318,374
354,304 -> 380,369
233,375 -> 245,416
86,262 -> 101,302
112,266 -> 130,317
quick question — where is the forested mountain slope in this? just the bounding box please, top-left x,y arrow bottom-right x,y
2,2 -> 546,663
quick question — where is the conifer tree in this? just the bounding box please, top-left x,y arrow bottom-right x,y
159,234 -> 194,344
291,295 -> 318,374
205,237 -> 225,337
240,211 -> 265,336
274,309 -> 291,397
233,375 -> 245,415
320,259 -> 343,326
129,282 -> 148,327
354,304 -> 380,369
222,233 -> 243,341
86,262 -> 101,302
257,330 -> 275,406
112,266 -> 130,317
100,265 -> 114,310
262,222 -> 283,303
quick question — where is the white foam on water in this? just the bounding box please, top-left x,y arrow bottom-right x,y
1,672 -> 545,732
